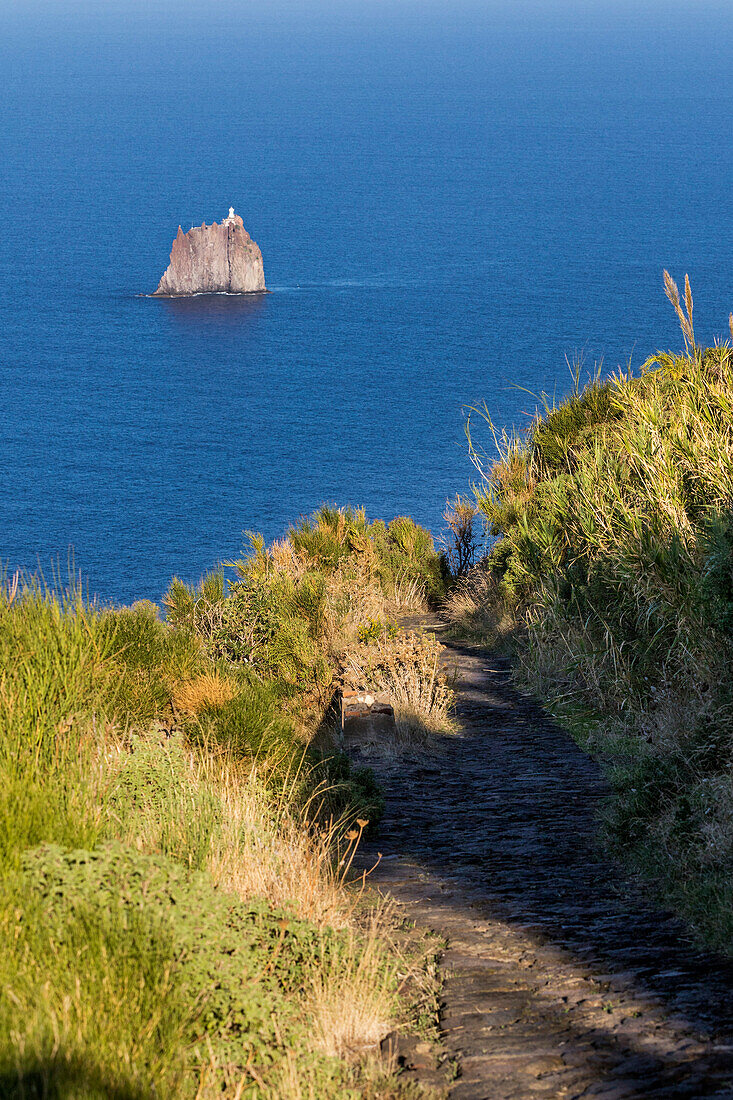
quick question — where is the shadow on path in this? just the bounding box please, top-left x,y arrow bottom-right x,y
354,626 -> 733,1099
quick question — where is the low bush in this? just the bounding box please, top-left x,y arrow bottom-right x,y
287,506 -> 448,605
1,841 -> 368,1097
163,505 -> 451,748
0,870 -> 195,1100
346,630 -> 455,741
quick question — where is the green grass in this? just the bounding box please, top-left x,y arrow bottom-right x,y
163,506 -> 448,695
457,295 -> 733,951
0,579 -> 334,1093
286,506 -> 447,603
0,842 -> 351,1099
0,504 -> 448,1097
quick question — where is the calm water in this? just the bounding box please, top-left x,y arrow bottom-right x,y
2,1 -> 732,604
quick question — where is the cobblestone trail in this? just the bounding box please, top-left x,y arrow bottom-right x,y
355,628 -> 733,1099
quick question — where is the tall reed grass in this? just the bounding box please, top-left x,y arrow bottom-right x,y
449,282 -> 733,949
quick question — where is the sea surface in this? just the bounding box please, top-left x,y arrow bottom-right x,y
2,0 -> 732,604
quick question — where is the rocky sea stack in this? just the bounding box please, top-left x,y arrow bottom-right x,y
153,208 -> 266,296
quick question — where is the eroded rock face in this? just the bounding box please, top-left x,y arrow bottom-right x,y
153,212 -> 266,296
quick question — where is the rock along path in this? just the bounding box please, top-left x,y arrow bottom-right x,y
354,623 -> 733,1099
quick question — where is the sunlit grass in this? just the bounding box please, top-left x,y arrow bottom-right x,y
450,282 -> 733,950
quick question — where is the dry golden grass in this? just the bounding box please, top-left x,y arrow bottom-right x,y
270,536 -> 307,577
103,731 -> 368,930
201,758 -> 404,1069
347,630 -> 455,741
81,732 -> 414,1093
324,558 -> 430,659
391,571 -> 429,613
268,1047 -> 406,1100
442,563 -> 517,650
172,672 -> 238,714
205,758 -> 361,929
268,1051 -> 317,1100
307,917 -> 398,1058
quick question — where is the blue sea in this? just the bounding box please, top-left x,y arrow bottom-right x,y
2,0 -> 732,604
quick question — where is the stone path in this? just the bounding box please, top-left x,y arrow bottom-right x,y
354,625 -> 733,1099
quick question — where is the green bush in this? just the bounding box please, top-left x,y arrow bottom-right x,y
0,876 -> 194,1099
288,505 -> 371,571
467,324 -> 733,949
0,842 -> 342,1098
0,567 -> 400,1098
309,752 -> 385,832
182,676 -> 296,758
162,506 -> 447,705
281,506 -> 446,605
223,569 -> 332,691
165,563 -> 332,692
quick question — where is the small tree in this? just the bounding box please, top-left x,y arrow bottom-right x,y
441,496 -> 479,581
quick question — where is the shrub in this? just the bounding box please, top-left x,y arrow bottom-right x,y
346,630 -> 455,740
461,282 -> 733,949
161,506 -> 448,725
440,495 -> 480,580
309,752 -> 385,830
0,842 -> 345,1097
182,677 -> 296,759
0,872 -> 195,1099
284,507 -> 447,607
0,567 -> 431,1098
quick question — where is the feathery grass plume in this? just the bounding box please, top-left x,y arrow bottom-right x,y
663,268 -> 697,356
443,559 -> 518,648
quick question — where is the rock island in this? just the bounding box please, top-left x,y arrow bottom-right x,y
153,207 -> 266,296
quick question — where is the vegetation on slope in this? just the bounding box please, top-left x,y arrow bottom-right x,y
165,505 -> 453,741
0,506 -> 452,1099
446,278 -> 733,950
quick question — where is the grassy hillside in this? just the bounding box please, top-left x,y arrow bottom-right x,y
0,508 -> 452,1098
446,279 -> 733,950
